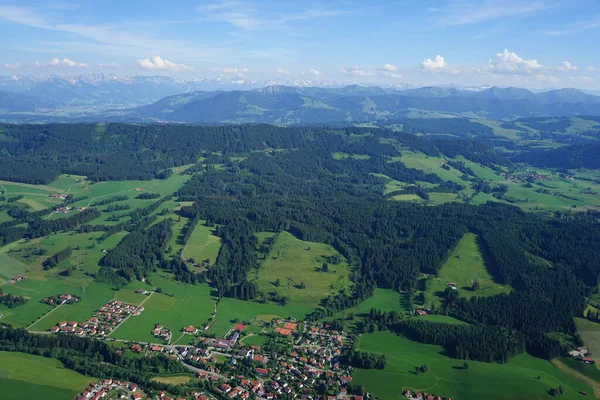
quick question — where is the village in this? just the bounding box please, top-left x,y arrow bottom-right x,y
49,300 -> 144,337
68,319 -> 371,400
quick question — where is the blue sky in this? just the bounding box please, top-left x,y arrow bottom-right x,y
0,0 -> 599,88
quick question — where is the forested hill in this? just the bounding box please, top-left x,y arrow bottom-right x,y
2,122 -> 600,365
517,141 -> 600,169
0,123 -> 502,184
129,85 -> 600,123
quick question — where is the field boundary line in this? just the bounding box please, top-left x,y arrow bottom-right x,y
107,292 -> 155,337
26,303 -> 65,331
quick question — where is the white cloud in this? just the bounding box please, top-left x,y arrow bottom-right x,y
34,57 -> 88,68
197,1 -> 346,31
3,62 -> 20,69
485,49 -> 541,74
99,62 -> 121,69
436,1 -> 549,25
137,56 -> 192,71
309,68 -> 322,77
275,68 -> 293,76
341,65 -> 372,77
382,63 -> 398,72
421,55 -> 446,71
558,61 -> 578,71
585,66 -> 598,72
536,74 -> 559,84
546,18 -> 600,36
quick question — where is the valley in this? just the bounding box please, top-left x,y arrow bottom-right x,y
1,120 -> 600,400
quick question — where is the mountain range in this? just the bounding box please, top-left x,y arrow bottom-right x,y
1,74 -> 600,123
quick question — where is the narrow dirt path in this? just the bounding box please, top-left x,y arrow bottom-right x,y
551,358 -> 600,398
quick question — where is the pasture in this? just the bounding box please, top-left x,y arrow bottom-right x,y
183,221 -> 222,266
575,318 -> 600,362
353,331 -> 593,400
250,231 -> 352,309
210,296 -> 312,338
27,282 -> 115,331
111,273 -> 215,343
422,233 -> 509,308
0,351 -> 93,400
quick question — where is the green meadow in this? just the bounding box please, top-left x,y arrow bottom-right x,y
183,221 -> 222,265
0,351 -> 93,400
250,231 -> 352,310
353,331 -> 593,400
422,233 -> 510,308
575,317 -> 600,362
111,273 -> 215,343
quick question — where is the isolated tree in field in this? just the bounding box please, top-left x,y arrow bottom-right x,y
321,262 -> 329,272
275,278 -> 281,287
299,281 -> 306,289
471,279 -> 480,291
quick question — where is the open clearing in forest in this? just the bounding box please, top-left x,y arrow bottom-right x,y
0,351 -> 93,400
422,233 -> 509,308
182,221 -> 222,266
250,231 -> 352,310
353,331 -> 593,400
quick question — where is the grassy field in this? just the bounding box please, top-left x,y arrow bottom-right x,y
0,351 -> 93,400
240,334 -> 269,347
111,273 -> 215,343
210,296 -> 312,337
555,357 -> 600,383
151,374 -> 193,385
250,231 -> 352,310
422,233 -> 510,308
353,332 -> 593,400
575,317 -> 600,361
417,314 -> 468,325
27,281 -> 116,331
183,221 -> 222,266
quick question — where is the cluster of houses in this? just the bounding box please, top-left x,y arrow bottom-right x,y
42,293 -> 81,306
49,300 -> 143,337
152,324 -> 172,341
74,380 -> 142,400
404,390 -> 452,400
191,321 -> 359,400
6,275 -> 27,285
50,193 -> 68,200
416,307 -> 429,316
568,347 -> 595,364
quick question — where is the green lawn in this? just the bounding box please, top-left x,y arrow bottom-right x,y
250,231 -> 352,309
241,334 -> 269,347
423,233 -> 509,308
0,351 -> 93,400
183,221 -> 222,265
353,331 -> 593,400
